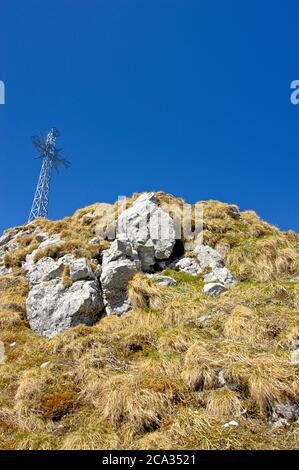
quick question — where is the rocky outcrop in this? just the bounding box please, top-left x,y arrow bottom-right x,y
100,239 -> 140,316
117,193 -> 176,271
27,279 -> 103,338
25,254 -> 103,338
169,244 -> 236,296
0,194 -> 238,336
99,193 -> 178,315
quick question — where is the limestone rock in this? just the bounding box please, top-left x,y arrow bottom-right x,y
290,350 -> 299,365
0,340 -> 6,365
25,253 -> 102,337
147,273 -> 177,286
67,257 -> 95,282
35,232 -> 49,243
194,244 -> 236,292
100,239 -> 140,316
26,279 -> 103,338
170,256 -> 201,276
204,266 -> 236,288
194,244 -> 224,269
89,237 -> 101,245
203,282 -> 227,296
272,402 -> 299,421
0,229 -> 19,248
117,192 -> 176,271
25,256 -> 65,287
38,234 -> 61,249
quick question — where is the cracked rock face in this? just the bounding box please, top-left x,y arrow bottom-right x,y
117,192 -> 176,271
27,279 -> 103,338
100,239 -> 140,316
25,254 -> 103,338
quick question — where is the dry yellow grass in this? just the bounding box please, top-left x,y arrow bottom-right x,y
61,265 -> 72,288
203,388 -> 245,417
224,305 -> 266,343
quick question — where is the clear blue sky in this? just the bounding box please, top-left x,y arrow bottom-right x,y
0,0 -> 298,234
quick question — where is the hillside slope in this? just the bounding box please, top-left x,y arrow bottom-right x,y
0,192 -> 299,450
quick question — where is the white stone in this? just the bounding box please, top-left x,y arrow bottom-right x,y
40,361 -> 50,368
194,244 -> 224,269
38,234 -> 61,249
26,256 -> 65,287
117,193 -> 176,271
203,283 -> 227,296
0,266 -> 12,276
147,274 -> 177,286
218,370 -> 226,386
67,257 -> 95,282
101,259 -> 138,316
0,341 -> 6,365
272,402 -> 299,421
223,420 -> 239,428
204,266 -> 236,288
170,257 -> 201,276
26,278 -> 103,338
89,237 -> 101,245
100,239 -> 141,316
290,350 -> 299,365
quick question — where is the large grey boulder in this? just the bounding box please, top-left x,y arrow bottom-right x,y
117,193 -> 176,271
67,257 -> 95,282
26,279 -> 103,338
25,256 -> 65,287
25,254 -> 102,337
100,239 -> 140,316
